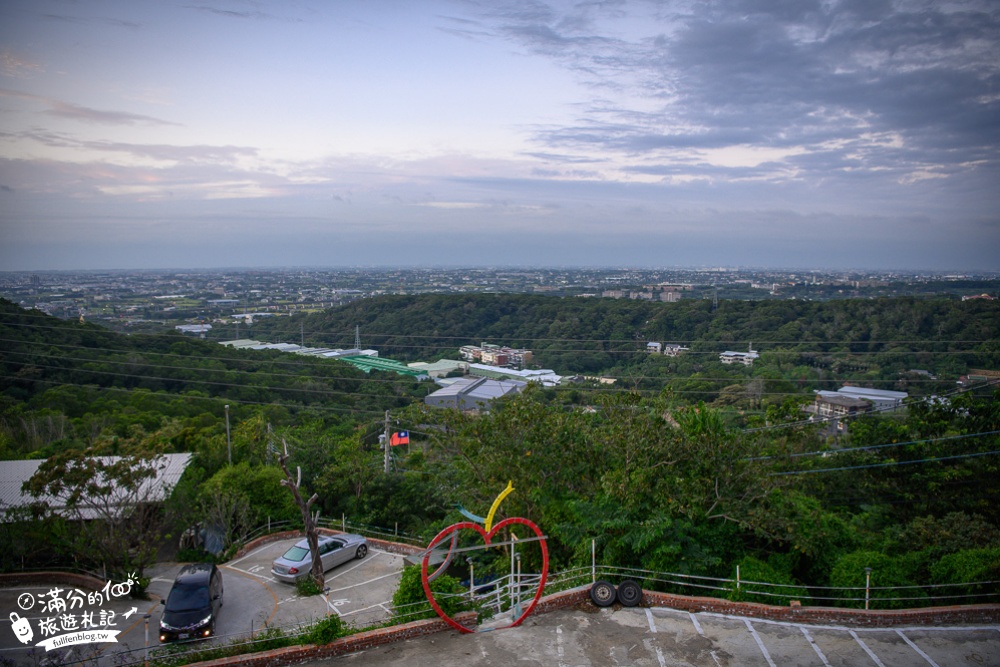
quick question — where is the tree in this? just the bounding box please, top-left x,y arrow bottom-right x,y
22,448 -> 173,580
278,438 -> 324,589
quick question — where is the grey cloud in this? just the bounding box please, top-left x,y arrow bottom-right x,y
182,3 -> 299,22
46,100 -> 179,126
489,0 -> 1000,187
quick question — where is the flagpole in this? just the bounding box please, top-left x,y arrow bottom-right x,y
384,410 -> 391,473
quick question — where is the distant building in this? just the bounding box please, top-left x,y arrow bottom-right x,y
424,377 -> 526,411
835,386 -> 908,411
720,345 -> 759,366
648,342 -> 689,356
459,343 -> 533,370
407,360 -> 468,378
175,324 -> 211,336
468,363 -> 561,387
812,393 -> 871,418
660,291 -> 682,302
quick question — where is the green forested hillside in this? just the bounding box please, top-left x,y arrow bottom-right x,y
251,293 -> 1000,400
2,295 -> 998,607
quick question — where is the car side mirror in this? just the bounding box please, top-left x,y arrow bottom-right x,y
159,599 -> 165,606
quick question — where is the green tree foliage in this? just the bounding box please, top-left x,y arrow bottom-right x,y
21,447 -> 172,579
391,565 -> 468,623
727,556 -> 811,605
828,550 -> 926,609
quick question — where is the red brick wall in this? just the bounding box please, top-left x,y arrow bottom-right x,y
186,612 -> 477,667
534,585 -> 1000,627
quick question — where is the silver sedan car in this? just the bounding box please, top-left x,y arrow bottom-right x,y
271,533 -> 369,583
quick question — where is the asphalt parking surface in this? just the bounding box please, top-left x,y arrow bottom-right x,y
0,536 -> 405,666
311,604 -> 1000,667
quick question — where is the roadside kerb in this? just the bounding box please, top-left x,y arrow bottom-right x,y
184,611 -> 477,667
183,584 -> 1000,667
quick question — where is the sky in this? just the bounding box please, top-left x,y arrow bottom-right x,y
1,0 -> 998,272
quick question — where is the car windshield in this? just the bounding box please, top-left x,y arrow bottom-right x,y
165,583 -> 209,612
281,546 -> 310,562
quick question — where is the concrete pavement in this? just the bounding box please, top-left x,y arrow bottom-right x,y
307,603 -> 1000,666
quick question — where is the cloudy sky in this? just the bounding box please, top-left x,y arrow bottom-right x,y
1,0 -> 998,271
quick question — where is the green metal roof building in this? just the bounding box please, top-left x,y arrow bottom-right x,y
339,355 -> 430,379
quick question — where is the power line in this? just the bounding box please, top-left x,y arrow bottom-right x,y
749,430 -> 1000,462
0,374 -> 389,418
771,450 -> 1000,476
2,317 -> 995,351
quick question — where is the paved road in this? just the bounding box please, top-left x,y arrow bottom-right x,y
0,537 -> 406,666
313,604 -> 1000,667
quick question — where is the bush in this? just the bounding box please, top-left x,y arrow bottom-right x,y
930,547 -> 1000,605
727,556 -> 810,606
391,565 -> 470,623
306,615 -> 346,645
296,577 -> 324,597
829,551 -> 926,609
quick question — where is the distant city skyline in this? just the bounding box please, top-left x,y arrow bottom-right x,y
1,1 -> 998,272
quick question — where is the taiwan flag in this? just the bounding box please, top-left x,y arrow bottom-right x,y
390,431 -> 409,446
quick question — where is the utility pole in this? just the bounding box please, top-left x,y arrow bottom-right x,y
383,410 -> 391,473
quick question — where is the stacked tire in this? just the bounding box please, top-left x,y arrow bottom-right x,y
589,579 -> 642,607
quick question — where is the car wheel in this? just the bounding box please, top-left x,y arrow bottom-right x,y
616,580 -> 642,607
356,544 -> 368,559
590,580 -> 616,607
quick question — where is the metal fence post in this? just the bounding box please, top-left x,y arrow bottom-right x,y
591,539 -> 596,584
865,567 -> 872,610
736,564 -> 741,590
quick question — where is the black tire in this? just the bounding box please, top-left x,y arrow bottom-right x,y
356,544 -> 368,559
617,579 -> 642,607
590,580 -> 617,607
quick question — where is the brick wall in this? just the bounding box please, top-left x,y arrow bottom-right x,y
533,584 -> 1000,627
186,612 -> 477,667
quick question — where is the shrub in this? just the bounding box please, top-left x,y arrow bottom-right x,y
930,547 -> 1000,605
829,550 -> 926,609
391,565 -> 469,623
296,577 -> 324,597
306,615 -> 347,645
727,556 -> 810,606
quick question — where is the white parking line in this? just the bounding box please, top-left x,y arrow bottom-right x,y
744,619 -> 777,667
688,611 -> 705,636
800,627 -> 831,667
850,630 -> 887,667
645,608 -> 657,633
556,625 -> 567,667
324,569 -> 400,595
322,550 -> 384,583
896,630 -> 940,667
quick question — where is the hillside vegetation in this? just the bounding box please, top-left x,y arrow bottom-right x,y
1,295 -> 998,607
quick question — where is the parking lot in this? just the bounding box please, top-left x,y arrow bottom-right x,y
0,536 -> 406,666
315,604 -> 1000,666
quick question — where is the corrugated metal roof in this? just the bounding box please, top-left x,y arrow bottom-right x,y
0,453 -> 192,521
